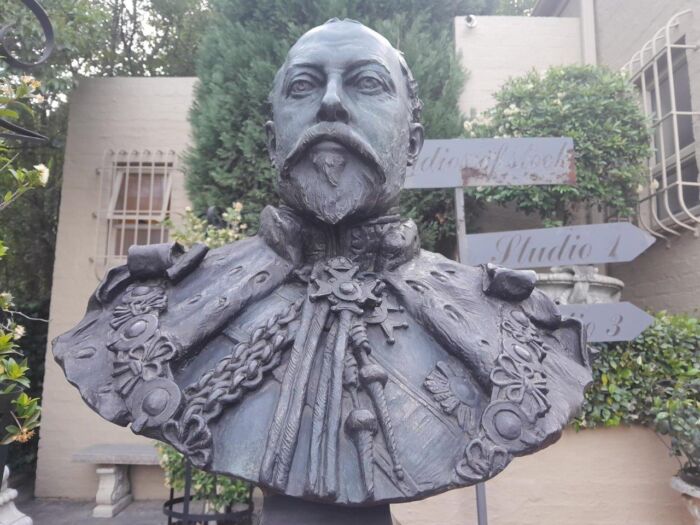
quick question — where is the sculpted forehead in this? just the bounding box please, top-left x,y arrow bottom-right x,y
285,21 -> 403,79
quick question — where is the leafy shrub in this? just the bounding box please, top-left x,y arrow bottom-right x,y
576,312 -> 700,476
156,443 -> 251,509
166,202 -> 247,249
467,65 -> 650,226
655,378 -> 700,480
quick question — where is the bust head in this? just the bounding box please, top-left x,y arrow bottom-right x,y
266,19 -> 424,225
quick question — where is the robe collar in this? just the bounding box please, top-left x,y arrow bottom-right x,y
258,205 -> 421,272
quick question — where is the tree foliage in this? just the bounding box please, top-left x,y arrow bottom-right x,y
0,75 -> 47,448
187,0 -> 493,253
467,65 -> 650,226
0,0 -> 209,474
494,0 -> 536,15
166,202 -> 248,249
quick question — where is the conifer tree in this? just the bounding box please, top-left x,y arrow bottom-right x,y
187,0 -> 493,252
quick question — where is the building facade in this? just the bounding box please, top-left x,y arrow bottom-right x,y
35,3 -> 698,524
534,0 -> 700,315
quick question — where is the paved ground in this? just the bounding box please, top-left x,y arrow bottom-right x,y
16,497 -> 405,525
17,499 -> 165,525
17,496 -> 266,524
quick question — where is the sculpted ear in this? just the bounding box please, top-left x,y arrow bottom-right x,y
265,120 -> 277,167
407,123 -> 424,166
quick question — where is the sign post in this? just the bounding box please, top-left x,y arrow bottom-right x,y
465,222 -> 656,268
406,137 -> 576,189
404,136 -> 655,525
407,137 -> 576,265
406,137 -> 576,525
558,303 -> 655,343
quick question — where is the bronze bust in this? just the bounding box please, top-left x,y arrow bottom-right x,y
54,18 -> 591,515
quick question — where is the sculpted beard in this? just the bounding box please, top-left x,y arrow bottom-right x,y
277,122 -> 388,224
280,149 -> 381,225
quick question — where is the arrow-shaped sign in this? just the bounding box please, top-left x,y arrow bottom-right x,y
466,222 -> 655,269
559,302 -> 655,343
404,137 -> 576,189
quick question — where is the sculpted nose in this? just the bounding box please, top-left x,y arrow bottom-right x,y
317,78 -> 349,123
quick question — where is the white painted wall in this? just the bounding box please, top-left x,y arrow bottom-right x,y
393,427 -> 692,525
455,15 -> 582,117
35,77 -> 196,499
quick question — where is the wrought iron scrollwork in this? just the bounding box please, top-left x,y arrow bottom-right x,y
0,0 -> 55,71
0,0 -> 54,146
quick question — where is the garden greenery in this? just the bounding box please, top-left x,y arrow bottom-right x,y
467,65 -> 650,227
577,312 -> 700,476
156,442 -> 251,508
0,75 -> 46,445
166,202 -> 248,249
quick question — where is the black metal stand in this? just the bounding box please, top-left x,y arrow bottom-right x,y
260,494 -> 393,525
163,460 -> 253,525
475,482 -> 488,525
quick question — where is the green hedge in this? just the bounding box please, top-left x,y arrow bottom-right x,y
576,311 -> 700,430
466,65 -> 649,227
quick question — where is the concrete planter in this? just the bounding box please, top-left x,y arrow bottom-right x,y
535,265 -> 624,305
671,476 -> 700,525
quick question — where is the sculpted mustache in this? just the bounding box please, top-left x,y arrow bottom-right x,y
281,122 -> 385,184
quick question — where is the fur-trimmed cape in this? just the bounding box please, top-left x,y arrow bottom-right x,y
54,206 -> 591,505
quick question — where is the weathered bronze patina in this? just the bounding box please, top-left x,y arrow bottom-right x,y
54,19 -> 592,512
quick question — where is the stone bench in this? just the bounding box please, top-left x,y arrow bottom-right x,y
73,443 -> 160,518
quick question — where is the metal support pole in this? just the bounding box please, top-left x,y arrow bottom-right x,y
454,185 -> 486,525
454,187 -> 469,264
183,460 -> 192,524
476,482 -> 488,525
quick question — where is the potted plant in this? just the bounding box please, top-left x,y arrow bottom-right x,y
465,65 -> 650,304
655,379 -> 700,522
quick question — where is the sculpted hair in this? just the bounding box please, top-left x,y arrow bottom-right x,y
269,18 -> 423,124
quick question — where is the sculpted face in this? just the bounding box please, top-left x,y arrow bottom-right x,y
267,20 -> 424,225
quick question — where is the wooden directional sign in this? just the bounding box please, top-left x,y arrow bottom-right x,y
559,302 -> 655,343
404,137 -> 576,189
466,222 -> 656,269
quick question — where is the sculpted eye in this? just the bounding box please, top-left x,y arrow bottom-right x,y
289,78 -> 316,96
355,75 -> 384,93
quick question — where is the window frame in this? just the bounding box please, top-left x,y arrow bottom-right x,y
105,164 -> 173,222
622,9 -> 700,239
95,149 -> 179,269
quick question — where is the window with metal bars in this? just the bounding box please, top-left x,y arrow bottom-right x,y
623,10 -> 700,239
96,150 -> 178,266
